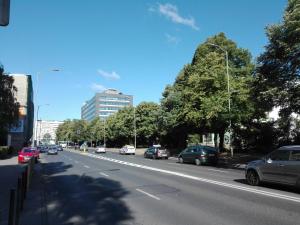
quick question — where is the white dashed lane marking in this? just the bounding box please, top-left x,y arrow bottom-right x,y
136,188 -> 160,200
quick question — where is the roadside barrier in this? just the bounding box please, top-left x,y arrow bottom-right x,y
7,157 -> 35,225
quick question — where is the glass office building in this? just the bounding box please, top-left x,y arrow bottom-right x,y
81,89 -> 133,121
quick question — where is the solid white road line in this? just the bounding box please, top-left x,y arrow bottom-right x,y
99,172 -> 109,177
71,152 -> 300,204
207,169 -> 228,173
136,188 -> 160,200
83,165 -> 90,169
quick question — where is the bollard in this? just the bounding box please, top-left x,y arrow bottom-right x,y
15,177 -> 22,225
8,189 -> 16,225
23,170 -> 27,199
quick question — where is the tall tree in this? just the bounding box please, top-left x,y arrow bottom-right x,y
0,65 -> 20,143
161,33 -> 255,150
255,0 -> 300,115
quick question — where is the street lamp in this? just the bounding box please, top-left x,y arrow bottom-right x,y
207,43 -> 232,156
33,68 -> 61,146
133,107 -> 137,149
34,104 -> 49,146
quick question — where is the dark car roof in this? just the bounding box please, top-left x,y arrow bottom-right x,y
278,145 -> 300,151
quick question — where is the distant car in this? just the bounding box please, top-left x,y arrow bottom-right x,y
95,146 -> 106,153
18,147 -> 39,163
144,145 -> 168,159
47,147 -> 58,155
178,145 -> 218,166
119,145 -> 135,155
245,145 -> 300,187
37,146 -> 47,153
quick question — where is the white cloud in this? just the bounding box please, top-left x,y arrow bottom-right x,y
91,83 -> 107,92
97,69 -> 120,80
165,33 -> 180,44
157,3 -> 199,30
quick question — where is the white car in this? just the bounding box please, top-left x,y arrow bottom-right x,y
119,145 -> 136,155
95,146 -> 106,153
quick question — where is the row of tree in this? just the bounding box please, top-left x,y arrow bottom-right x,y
56,0 -> 299,153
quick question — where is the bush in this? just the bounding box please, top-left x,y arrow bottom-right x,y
0,146 -> 9,159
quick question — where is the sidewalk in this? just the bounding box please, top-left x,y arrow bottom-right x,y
0,155 -> 24,225
19,161 -> 47,225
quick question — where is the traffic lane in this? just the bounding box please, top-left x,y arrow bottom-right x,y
41,153 -> 134,225
71,149 -> 300,197
59,151 -> 300,225
70,150 -> 300,203
99,150 -> 300,195
87,149 -> 245,182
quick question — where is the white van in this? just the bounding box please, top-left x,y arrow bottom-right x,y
119,145 -> 136,155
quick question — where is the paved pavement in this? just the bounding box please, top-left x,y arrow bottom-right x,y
0,155 -> 25,225
19,149 -> 300,225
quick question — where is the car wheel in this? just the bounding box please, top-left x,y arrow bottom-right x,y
165,157 -> 168,160
179,157 -> 183,164
195,158 -> 201,166
246,170 -> 260,186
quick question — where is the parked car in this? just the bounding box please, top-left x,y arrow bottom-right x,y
18,147 -> 39,163
47,147 -> 58,155
57,145 -> 63,151
95,146 -> 106,153
144,145 -> 168,159
178,145 -> 218,166
245,145 -> 300,187
119,145 -> 135,155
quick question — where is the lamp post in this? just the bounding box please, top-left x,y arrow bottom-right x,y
34,104 -> 49,146
33,68 -> 60,146
133,107 -> 137,149
207,43 -> 232,156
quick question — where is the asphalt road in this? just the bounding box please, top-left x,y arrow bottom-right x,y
37,149 -> 300,225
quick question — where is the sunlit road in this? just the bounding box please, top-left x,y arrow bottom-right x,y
37,149 -> 300,225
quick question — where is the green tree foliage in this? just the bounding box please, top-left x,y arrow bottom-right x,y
255,0 -> 300,115
135,102 -> 161,146
56,119 -> 88,143
0,65 -> 20,143
86,117 -> 105,145
106,107 -> 135,147
161,33 -> 255,150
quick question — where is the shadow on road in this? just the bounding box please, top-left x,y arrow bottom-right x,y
25,160 -> 132,225
234,179 -> 300,194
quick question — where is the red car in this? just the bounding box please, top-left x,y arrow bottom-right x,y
18,147 -> 39,164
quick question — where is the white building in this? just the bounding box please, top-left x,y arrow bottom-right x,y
34,120 -> 64,144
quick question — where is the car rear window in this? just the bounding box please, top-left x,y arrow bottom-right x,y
23,149 -> 33,153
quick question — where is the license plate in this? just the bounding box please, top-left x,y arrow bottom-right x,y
209,154 -> 215,157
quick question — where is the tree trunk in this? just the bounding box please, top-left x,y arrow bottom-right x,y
214,133 -> 218,149
219,129 -> 225,151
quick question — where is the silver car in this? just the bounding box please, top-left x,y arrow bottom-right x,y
245,145 -> 300,187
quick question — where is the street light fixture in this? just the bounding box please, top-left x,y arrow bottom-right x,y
207,43 -> 232,156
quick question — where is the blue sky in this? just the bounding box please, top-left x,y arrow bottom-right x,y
1,0 -> 287,121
